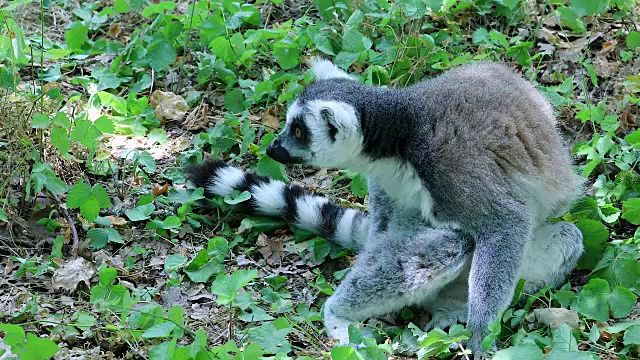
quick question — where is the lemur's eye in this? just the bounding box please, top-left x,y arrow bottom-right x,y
294,126 -> 302,139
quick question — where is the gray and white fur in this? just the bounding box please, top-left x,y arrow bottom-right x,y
258,58 -> 585,354
186,160 -> 583,351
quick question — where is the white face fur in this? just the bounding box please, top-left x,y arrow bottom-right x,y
267,58 -> 366,169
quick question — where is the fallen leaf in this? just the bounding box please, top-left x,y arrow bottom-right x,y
262,108 -> 281,130
51,257 -> 97,292
525,308 -> 580,331
621,108 -> 637,129
150,90 -> 189,122
104,215 -> 128,226
600,40 -> 617,54
108,23 -> 121,39
4,257 -> 14,275
256,233 -> 284,266
151,183 -> 169,197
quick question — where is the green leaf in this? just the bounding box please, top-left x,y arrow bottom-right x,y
80,196 -> 101,222
185,261 -> 222,283
0,324 -> 25,348
331,346 -> 360,360
493,344 -> 543,360
575,219 -> 608,270
87,228 -> 122,249
141,321 -> 177,338
256,156 -> 288,182
224,190 -> 251,205
114,0 -> 129,13
92,184 -> 112,208
31,113 -> 50,129
22,332 -> 61,360
0,208 -> 8,222
209,36 -> 237,63
623,326 -> 640,345
147,38 -> 177,71
65,21 -> 88,49
211,269 -> 258,305
125,203 -> 155,221
224,88 -> 247,113
570,0 -> 608,16
558,6 -> 585,33
333,51 -> 360,70
573,278 -> 610,322
99,267 -> 117,286
609,286 -> 636,318
350,174 -> 368,197
94,116 -> 115,133
164,254 -> 188,273
52,112 -> 71,128
245,320 -> 292,354
67,182 -> 91,208
272,42 -> 300,70
627,31 -> 640,49
621,198 -> 640,225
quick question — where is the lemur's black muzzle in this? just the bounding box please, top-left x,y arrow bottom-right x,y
266,140 -> 294,164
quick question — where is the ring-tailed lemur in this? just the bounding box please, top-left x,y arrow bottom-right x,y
186,161 -> 584,348
259,58 -> 585,354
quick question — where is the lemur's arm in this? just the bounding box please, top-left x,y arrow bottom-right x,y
185,161 -> 370,251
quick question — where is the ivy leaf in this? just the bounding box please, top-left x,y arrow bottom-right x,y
65,21 -> 88,49
211,269 -> 258,305
92,184 -> 113,208
51,125 -> 70,155
621,198 -> 640,225
114,0 -> 129,13
147,38 -> 177,71
0,208 -> 7,222
87,228 -> 123,249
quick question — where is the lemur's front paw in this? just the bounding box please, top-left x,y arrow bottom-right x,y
424,310 -> 466,332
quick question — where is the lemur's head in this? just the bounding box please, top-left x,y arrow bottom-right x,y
266,58 -> 364,169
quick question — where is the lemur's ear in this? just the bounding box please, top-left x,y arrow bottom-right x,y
310,57 -> 352,81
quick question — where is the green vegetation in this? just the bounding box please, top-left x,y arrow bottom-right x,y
0,0 -> 638,359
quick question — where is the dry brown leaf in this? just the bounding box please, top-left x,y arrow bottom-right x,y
182,103 -> 211,130
256,233 -> 284,266
4,257 -> 14,275
104,215 -> 128,226
51,257 -> 96,292
262,108 -> 282,130
152,183 -> 170,197
600,40 -> 617,54
150,90 -> 189,122
108,23 -> 121,39
621,108 -> 637,129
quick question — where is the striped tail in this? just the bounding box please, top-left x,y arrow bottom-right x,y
185,161 -> 370,251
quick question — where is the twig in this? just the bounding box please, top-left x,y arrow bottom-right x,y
50,192 -> 79,256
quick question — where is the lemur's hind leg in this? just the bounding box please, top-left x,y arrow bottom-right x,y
423,221 -> 583,332
324,229 -> 472,345
520,221 -> 584,294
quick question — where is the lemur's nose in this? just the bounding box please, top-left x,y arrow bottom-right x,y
267,140 -> 292,164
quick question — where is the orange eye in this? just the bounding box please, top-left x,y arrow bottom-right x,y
295,127 -> 302,139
